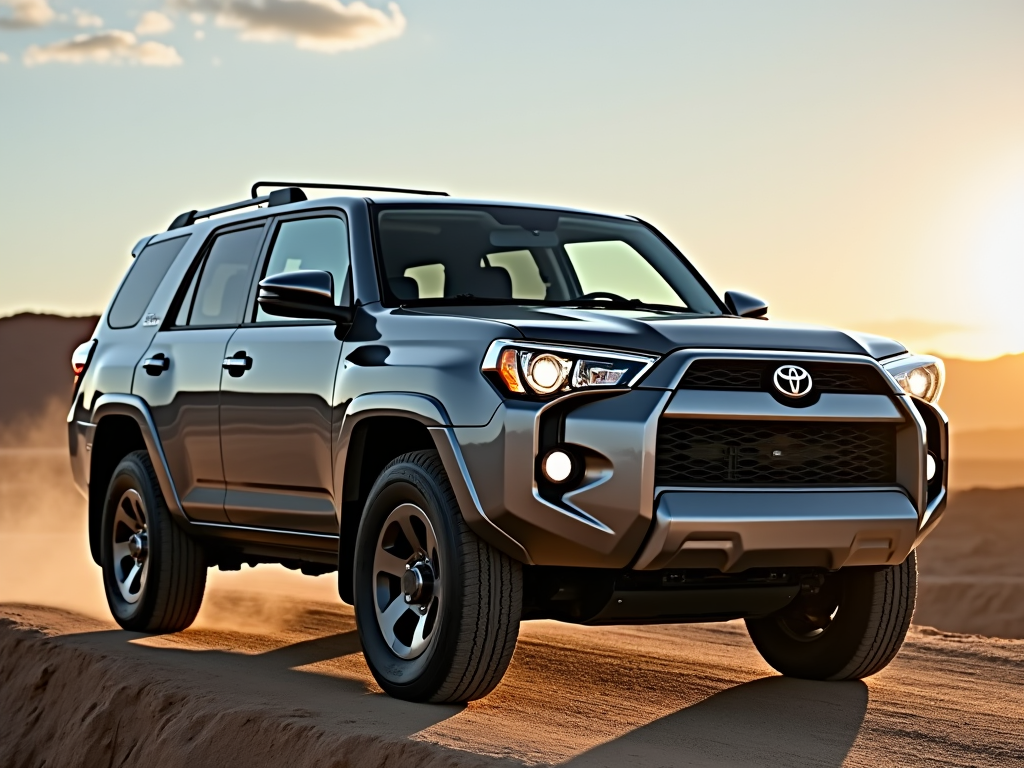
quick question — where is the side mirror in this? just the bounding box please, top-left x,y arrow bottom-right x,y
258,270 -> 353,323
724,290 -> 768,319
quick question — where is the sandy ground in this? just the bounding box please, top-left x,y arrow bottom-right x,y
1,448 -> 1023,766
3,599 -> 1023,768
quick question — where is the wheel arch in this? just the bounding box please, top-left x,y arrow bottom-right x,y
87,395 -> 185,564
335,394 -> 530,604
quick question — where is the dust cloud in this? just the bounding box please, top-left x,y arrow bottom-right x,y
0,403 -> 340,630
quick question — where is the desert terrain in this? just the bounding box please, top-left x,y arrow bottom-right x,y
1,314 -> 1022,767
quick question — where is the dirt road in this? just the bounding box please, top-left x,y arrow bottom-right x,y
2,591 -> 1022,768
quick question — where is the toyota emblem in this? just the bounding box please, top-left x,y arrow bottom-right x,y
773,365 -> 813,398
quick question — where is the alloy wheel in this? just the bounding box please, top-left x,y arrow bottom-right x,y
372,502 -> 442,659
111,488 -> 150,604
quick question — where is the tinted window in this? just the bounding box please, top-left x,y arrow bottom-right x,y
255,217 -> 350,322
107,235 -> 189,328
186,227 -> 264,327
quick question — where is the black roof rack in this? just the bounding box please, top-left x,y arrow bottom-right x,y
250,180 -> 449,199
167,186 -> 307,231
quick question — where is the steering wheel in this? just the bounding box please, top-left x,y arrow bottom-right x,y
577,291 -> 629,302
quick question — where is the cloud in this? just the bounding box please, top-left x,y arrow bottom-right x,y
0,51 -> 9,62
0,0 -> 55,29
135,10 -> 174,35
24,30 -> 183,66
170,0 -> 406,53
189,11 -> 206,24
73,8 -> 102,27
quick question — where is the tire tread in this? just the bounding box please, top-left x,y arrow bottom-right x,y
106,451 -> 206,633
831,551 -> 917,680
362,450 -> 522,703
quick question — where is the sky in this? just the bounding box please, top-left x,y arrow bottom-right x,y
1,0 -> 1022,359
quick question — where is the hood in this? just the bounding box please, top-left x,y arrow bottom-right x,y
409,305 -> 906,360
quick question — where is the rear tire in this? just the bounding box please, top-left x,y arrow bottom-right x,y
354,450 -> 522,703
745,551 -> 917,680
100,450 -> 207,632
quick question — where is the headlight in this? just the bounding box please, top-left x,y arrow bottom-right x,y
883,354 -> 945,403
483,340 -> 657,397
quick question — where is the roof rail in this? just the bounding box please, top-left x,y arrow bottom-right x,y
167,186 -> 307,231
250,180 -> 449,199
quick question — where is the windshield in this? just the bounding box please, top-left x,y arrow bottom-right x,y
373,205 -> 722,314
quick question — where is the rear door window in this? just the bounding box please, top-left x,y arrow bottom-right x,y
179,226 -> 265,327
107,235 -> 190,328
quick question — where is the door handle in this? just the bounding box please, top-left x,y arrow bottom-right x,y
143,354 -> 169,376
223,351 -> 253,377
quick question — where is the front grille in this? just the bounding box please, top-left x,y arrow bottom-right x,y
656,419 -> 898,486
679,360 -> 891,394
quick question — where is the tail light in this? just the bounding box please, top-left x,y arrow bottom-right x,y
72,340 -> 97,387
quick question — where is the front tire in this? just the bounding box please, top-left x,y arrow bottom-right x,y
745,551 -> 917,680
100,450 -> 207,632
354,450 -> 522,703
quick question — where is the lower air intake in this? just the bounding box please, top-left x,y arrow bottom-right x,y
656,420 -> 898,486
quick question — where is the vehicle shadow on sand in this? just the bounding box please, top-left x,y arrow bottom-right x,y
55,622 -> 868,767
564,675 -> 868,768
58,625 -> 465,739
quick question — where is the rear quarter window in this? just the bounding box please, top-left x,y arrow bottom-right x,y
108,235 -> 190,329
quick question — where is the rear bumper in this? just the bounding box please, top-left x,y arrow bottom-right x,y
634,489 -> 920,572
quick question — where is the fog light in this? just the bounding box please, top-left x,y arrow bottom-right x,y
926,453 -> 937,481
542,449 -> 574,483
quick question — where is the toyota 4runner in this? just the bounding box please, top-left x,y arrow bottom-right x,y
68,182 -> 949,702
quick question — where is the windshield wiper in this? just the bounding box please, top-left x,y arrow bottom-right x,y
551,299 -> 692,314
400,294 -> 524,307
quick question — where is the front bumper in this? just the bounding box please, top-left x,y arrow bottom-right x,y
634,489 -> 919,572
456,349 -> 949,571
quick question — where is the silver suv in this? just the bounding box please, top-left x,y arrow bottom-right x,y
68,182 -> 949,702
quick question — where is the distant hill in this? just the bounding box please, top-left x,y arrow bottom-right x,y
941,354 -> 1024,432
0,313 -> 98,436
